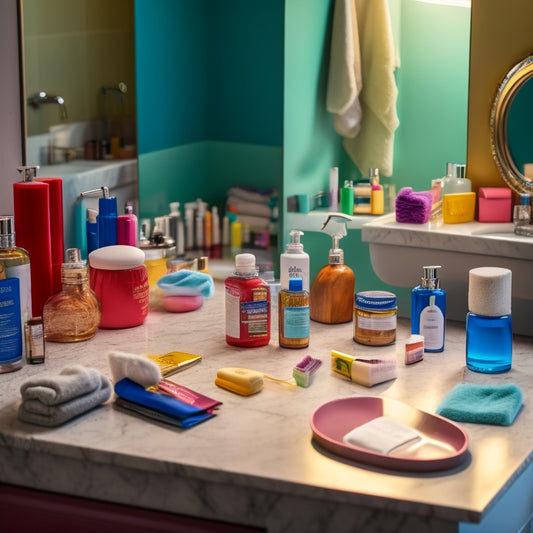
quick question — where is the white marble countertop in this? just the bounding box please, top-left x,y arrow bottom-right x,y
0,283 -> 532,532
361,213 -> 533,260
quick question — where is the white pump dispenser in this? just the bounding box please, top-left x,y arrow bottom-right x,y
280,229 -> 310,291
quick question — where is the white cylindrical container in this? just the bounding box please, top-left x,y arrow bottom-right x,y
280,229 -> 309,291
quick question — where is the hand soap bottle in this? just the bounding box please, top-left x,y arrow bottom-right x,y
310,213 -> 355,324
411,265 -> 446,352
280,230 -> 310,292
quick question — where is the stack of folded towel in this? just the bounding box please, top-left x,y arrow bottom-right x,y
226,185 -> 277,232
18,365 -> 111,427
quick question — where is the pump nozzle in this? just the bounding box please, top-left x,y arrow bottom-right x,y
17,165 -> 40,182
321,212 -> 352,265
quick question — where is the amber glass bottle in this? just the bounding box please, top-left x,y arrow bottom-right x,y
43,248 -> 101,342
279,277 -> 309,348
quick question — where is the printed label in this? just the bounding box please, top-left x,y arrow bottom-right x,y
357,314 -> 397,331
283,306 -> 310,339
241,300 -> 268,337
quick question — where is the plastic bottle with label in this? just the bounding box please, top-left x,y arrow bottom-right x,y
225,253 -> 270,347
278,277 -> 310,348
280,230 -> 309,291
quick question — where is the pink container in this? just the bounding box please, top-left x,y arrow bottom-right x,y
477,187 -> 512,222
89,246 -> 149,329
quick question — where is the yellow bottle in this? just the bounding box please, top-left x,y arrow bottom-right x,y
370,167 -> 384,215
310,214 -> 355,324
279,277 -> 310,348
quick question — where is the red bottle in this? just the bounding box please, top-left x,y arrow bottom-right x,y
225,253 -> 270,347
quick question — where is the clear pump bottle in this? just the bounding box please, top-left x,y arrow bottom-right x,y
280,230 -> 310,292
411,265 -> 446,352
43,248 -> 101,342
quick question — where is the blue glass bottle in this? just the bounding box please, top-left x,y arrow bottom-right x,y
466,313 -> 512,373
411,265 -> 446,352
466,267 -> 512,373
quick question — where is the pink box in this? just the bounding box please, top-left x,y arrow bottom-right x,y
477,187 -> 512,222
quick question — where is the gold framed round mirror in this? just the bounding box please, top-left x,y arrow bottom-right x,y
490,54 -> 533,194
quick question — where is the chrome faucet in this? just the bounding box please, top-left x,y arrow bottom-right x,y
27,91 -> 68,120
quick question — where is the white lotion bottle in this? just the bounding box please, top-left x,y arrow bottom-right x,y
280,230 -> 309,292
419,295 -> 444,351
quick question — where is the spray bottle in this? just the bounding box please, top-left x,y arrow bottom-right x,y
280,230 -> 309,292
310,213 -> 355,324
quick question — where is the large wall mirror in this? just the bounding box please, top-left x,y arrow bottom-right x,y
490,53 -> 533,194
22,0 -> 135,165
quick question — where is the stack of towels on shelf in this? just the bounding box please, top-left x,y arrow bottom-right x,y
226,185 -> 277,232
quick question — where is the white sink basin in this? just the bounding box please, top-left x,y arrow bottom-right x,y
362,214 -> 533,336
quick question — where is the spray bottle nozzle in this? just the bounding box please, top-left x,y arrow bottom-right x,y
79,186 -> 110,199
321,212 -> 352,265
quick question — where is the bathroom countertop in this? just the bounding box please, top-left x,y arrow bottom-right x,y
362,213 -> 533,260
0,284 -> 532,532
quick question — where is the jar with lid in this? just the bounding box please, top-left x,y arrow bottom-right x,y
354,291 -> 397,346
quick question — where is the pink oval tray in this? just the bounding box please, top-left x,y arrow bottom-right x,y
311,396 -> 469,472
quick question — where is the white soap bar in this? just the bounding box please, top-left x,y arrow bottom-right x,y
89,245 -> 145,270
343,416 -> 421,455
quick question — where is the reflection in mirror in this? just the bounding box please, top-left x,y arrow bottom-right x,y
491,54 -> 533,194
22,0 -> 136,165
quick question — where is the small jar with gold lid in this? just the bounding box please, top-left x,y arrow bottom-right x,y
354,291 -> 397,346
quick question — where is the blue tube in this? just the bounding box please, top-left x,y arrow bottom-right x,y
97,196 -> 118,247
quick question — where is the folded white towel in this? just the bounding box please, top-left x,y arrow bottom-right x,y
339,0 -> 400,177
18,366 -> 111,427
227,186 -> 277,205
326,0 -> 363,138
343,416 -> 421,454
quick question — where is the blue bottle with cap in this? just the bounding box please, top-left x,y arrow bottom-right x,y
411,265 -> 446,352
98,187 -> 118,247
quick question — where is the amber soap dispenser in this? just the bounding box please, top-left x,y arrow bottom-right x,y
310,214 -> 355,323
43,248 -> 101,342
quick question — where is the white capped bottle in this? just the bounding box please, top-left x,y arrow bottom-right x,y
280,230 -> 309,291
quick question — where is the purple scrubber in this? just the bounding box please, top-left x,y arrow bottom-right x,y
395,187 -> 433,224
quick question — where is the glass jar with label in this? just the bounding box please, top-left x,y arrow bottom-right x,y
354,291 -> 397,346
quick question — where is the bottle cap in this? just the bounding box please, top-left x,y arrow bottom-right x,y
0,215 -> 15,236
288,277 -> 303,291
519,193 -> 531,206
468,267 -> 511,316
356,291 -> 397,311
234,253 -> 256,274
421,265 -> 441,289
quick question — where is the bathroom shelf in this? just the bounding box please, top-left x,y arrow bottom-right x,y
285,211 -> 381,233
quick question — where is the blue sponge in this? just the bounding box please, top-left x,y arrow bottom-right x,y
436,383 -> 523,426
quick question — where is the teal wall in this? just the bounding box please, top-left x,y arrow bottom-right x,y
135,0 -> 471,314
135,0 -> 283,220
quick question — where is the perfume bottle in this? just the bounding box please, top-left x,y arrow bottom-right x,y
0,216 -> 32,337
278,277 -> 310,349
43,248 -> 101,342
411,265 -> 446,352
466,267 -> 512,373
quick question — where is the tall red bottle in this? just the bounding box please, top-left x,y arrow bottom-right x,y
13,166 -> 53,316
225,253 -> 270,347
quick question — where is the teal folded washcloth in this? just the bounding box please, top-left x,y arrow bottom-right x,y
436,383 -> 523,426
157,270 -> 215,297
